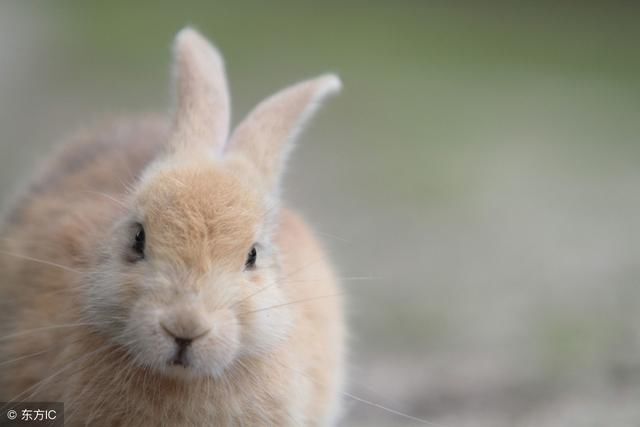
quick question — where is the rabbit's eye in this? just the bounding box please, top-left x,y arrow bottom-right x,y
245,246 -> 257,270
130,223 -> 146,261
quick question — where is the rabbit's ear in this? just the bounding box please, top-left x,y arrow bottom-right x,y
170,27 -> 230,153
227,74 -> 341,190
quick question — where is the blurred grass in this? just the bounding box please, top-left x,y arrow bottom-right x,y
9,1 -> 640,206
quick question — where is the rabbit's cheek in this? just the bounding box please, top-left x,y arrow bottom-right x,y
238,290 -> 293,356
119,306 -> 170,367
189,312 -> 240,377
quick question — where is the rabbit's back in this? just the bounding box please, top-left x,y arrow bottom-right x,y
0,116 -> 169,397
4,116 -> 169,229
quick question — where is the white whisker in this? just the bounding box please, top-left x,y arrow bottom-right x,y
80,190 -> 128,208
240,292 -> 345,316
3,343 -> 113,407
0,350 -> 49,367
0,322 -> 94,342
231,256 -> 327,308
0,250 -> 81,274
343,391 -> 450,427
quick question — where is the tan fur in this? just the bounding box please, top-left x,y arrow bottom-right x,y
0,28 -> 344,426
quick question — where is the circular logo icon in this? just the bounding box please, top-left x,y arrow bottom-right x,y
6,409 -> 17,420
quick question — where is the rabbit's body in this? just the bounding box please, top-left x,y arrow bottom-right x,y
0,29 -> 344,426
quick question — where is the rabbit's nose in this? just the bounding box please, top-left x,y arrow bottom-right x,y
161,305 -> 211,341
161,322 -> 210,344
174,336 -> 192,349
161,323 -> 210,367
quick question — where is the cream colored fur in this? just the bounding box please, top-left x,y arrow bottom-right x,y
0,28 -> 344,426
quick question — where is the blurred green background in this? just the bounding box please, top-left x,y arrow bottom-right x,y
1,2 -> 639,426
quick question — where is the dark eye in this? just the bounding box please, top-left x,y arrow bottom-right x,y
131,223 -> 146,261
245,246 -> 257,270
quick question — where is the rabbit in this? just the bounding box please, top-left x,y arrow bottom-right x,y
0,28 -> 345,426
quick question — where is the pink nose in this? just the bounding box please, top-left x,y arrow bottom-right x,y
161,322 -> 210,343
161,304 -> 211,341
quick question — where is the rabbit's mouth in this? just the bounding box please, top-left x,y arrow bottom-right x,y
156,327 -> 239,379
163,355 -> 200,379
159,343 -> 237,380
120,305 -> 242,380
168,336 -> 192,368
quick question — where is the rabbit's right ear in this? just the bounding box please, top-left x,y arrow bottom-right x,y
169,28 -> 230,154
226,74 -> 341,192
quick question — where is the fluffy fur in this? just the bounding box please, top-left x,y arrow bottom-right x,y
0,28 -> 344,426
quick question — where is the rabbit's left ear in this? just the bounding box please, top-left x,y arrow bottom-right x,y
227,74 -> 342,191
170,28 -> 230,153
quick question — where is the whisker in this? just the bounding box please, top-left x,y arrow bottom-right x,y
0,334 -> 88,369
3,343 -> 113,407
269,358 -> 450,427
239,292 -> 345,316
230,256 -> 327,308
0,322 -> 95,342
342,391 -> 449,427
231,279 -> 279,309
79,349 -> 131,426
232,271 -> 375,313
0,350 -> 49,367
285,276 -> 379,285
0,251 -> 81,274
80,190 -> 128,209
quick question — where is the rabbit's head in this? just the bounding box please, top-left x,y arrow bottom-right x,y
85,28 -> 341,379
